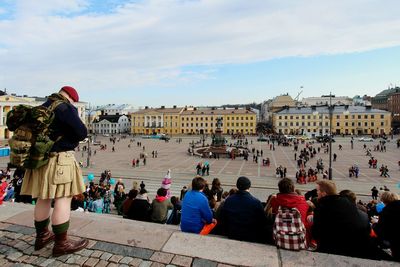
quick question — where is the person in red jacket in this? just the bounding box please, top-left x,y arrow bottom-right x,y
270,178 -> 309,225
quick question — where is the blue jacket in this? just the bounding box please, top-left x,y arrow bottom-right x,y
180,190 -> 213,233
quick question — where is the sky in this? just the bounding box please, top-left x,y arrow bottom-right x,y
0,0 -> 400,107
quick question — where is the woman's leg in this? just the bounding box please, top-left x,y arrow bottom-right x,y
52,197 -> 71,225
34,199 -> 52,221
33,199 -> 54,250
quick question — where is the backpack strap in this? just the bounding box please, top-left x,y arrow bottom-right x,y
47,99 -> 68,142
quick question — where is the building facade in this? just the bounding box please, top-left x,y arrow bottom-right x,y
273,105 -> 391,136
130,106 -> 257,135
92,115 -> 130,134
301,96 -> 352,106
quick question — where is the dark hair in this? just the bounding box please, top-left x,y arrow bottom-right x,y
128,189 -> 138,199
192,177 -> 206,191
170,196 -> 178,205
339,190 -> 356,204
139,188 -> 147,195
212,178 -> 221,189
157,188 -> 167,197
278,178 -> 294,194
228,188 -> 238,196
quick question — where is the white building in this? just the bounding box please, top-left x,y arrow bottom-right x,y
92,114 -> 131,134
301,96 -> 352,106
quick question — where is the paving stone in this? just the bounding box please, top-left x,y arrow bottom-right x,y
76,248 -> 93,257
120,256 -> 134,264
151,263 -> 166,267
109,254 -> 123,263
6,225 -> 35,236
106,263 -> 118,267
171,255 -> 192,267
14,241 -> 31,251
6,251 -> 23,261
100,252 -> 113,261
120,265 -> 130,267
0,258 -> 9,265
150,252 -> 174,264
0,223 -> 12,230
38,248 -> 53,258
129,258 -> 143,267
51,260 -> 65,267
95,260 -> 109,267
139,261 -> 152,267
166,265 -> 177,267
54,254 -> 70,263
7,240 -> 19,247
14,254 -> 29,263
192,258 -> 218,267
23,246 -> 35,255
86,239 -> 97,249
22,256 -> 38,264
31,256 -> 48,266
92,241 -> 154,260
217,264 -> 234,267
65,255 -> 82,264
90,250 -> 103,258
82,257 -> 99,267
39,258 -> 55,267
4,247 -> 17,256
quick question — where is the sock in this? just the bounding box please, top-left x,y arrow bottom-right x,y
34,218 -> 50,234
52,221 -> 70,235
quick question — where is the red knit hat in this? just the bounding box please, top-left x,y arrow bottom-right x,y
61,86 -> 79,102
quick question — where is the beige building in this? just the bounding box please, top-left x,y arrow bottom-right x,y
273,105 -> 391,136
131,106 -> 257,135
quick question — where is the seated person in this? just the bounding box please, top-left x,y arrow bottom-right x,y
127,189 -> 151,221
270,178 -> 308,225
373,192 -> 400,262
219,176 -> 268,243
150,188 -> 173,224
312,180 -> 381,259
181,177 -> 214,234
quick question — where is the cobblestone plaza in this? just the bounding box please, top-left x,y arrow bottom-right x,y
70,135 -> 400,201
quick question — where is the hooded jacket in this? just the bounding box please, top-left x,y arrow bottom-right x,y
271,193 -> 309,224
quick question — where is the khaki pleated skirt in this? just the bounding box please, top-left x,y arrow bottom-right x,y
21,151 -> 85,199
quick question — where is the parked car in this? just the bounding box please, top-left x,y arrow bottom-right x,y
316,136 -> 335,143
358,137 -> 373,142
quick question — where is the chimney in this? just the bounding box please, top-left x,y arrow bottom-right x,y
161,106 -> 165,109
311,105 -> 316,110
173,105 -> 177,109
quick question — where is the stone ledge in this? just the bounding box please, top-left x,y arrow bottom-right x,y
1,202 -> 398,267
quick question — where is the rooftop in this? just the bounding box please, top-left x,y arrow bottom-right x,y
275,105 -> 390,115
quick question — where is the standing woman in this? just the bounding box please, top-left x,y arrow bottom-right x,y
20,86 -> 88,256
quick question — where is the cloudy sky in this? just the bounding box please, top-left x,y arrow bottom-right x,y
0,0 -> 399,107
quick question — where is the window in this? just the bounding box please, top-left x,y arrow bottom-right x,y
302,116 -> 305,119
279,116 -> 282,119
336,122 -> 340,126
371,115 -> 374,119
364,115 -> 368,119
290,116 -> 293,119
365,122 -> 368,126
358,115 -> 361,119
381,122 -> 384,126
371,122 -> 374,127
380,114 -> 384,119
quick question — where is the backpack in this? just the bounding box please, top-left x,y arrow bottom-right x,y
273,207 -> 307,250
6,95 -> 67,169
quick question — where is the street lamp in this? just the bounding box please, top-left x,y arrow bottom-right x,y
322,93 -> 334,180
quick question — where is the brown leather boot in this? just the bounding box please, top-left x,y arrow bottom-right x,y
34,228 -> 55,250
52,232 -> 89,257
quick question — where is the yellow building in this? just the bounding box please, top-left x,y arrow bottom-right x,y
131,106 -> 183,135
273,105 -> 391,136
131,106 -> 257,135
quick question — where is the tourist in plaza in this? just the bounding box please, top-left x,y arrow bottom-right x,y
312,180 -> 379,259
371,186 -> 379,200
150,188 -> 173,224
210,178 -> 223,202
19,86 -> 88,256
0,175 -> 8,205
219,176 -> 268,243
180,177 -> 215,234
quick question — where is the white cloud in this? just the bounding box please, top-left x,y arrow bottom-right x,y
0,0 -> 400,100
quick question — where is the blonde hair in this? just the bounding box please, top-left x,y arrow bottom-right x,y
316,180 -> 337,196
380,192 -> 399,205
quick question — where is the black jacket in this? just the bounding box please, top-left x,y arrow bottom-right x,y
374,200 -> 400,261
43,96 -> 87,152
127,198 -> 151,222
312,195 -> 378,259
220,191 -> 268,243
